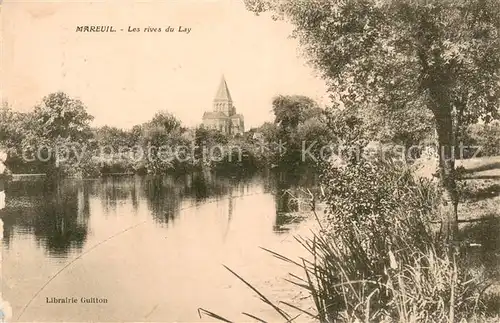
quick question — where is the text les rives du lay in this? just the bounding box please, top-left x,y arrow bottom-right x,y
75,26 -> 191,34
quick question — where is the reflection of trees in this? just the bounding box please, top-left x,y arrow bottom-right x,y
189,174 -> 210,200
184,172 -> 231,201
143,176 -> 183,224
94,177 -> 138,215
142,173 -> 233,225
0,173 -> 297,255
1,180 -> 90,256
271,173 -> 308,233
90,175 -> 237,221
131,177 -> 139,210
222,187 -> 234,242
273,188 -> 297,233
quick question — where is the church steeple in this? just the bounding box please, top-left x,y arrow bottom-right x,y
214,75 -> 233,102
213,75 -> 235,115
202,74 -> 245,135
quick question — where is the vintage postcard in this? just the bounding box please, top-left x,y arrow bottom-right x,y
1,0 -> 500,322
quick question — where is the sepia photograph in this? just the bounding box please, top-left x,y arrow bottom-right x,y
1,0 -> 500,322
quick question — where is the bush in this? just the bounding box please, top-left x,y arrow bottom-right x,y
320,158 -> 441,265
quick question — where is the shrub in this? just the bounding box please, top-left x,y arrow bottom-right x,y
320,158 -> 441,266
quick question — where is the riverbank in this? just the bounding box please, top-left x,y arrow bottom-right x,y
201,156 -> 500,322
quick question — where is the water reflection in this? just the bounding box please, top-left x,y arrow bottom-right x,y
96,177 -> 138,215
0,172 -> 318,322
0,172 -> 301,257
271,172 -> 315,233
1,180 -> 90,257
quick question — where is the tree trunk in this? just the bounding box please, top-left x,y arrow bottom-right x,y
434,110 -> 459,248
418,38 -> 460,250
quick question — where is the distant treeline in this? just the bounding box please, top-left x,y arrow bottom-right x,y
0,93 -> 329,179
1,92 -> 499,179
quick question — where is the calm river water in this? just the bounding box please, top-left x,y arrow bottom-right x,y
1,173 -> 315,322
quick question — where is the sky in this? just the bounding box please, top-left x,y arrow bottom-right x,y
1,0 -> 331,130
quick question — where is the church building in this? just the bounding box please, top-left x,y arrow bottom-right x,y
202,76 -> 245,135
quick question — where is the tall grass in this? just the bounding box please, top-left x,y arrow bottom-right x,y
265,224 -> 495,322
199,159 -> 499,322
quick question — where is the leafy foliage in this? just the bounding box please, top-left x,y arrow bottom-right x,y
245,0 -> 500,241
138,111 -> 191,174
1,93 -> 95,177
32,92 -> 94,143
262,95 -> 333,173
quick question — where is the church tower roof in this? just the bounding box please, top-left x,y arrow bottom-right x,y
214,75 -> 233,102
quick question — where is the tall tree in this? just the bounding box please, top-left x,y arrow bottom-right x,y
272,95 -> 322,133
29,92 -> 94,176
33,92 -> 94,143
139,111 -> 189,174
149,111 -> 182,133
245,0 -> 500,243
271,95 -> 330,173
